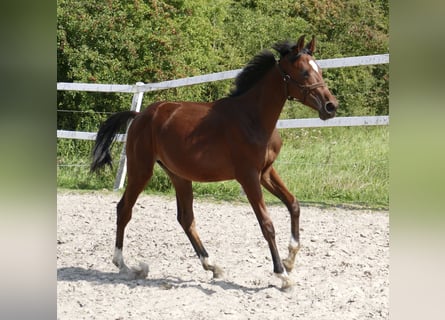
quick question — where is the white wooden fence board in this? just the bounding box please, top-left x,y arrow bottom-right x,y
57,130 -> 126,142
276,116 -> 389,129
318,54 -> 389,69
56,82 -> 136,93
57,116 -> 389,142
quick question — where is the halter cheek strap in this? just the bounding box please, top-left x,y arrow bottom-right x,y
277,64 -> 326,103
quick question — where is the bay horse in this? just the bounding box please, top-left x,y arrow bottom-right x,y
90,35 -> 338,290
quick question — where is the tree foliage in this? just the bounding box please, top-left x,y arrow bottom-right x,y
57,0 -> 388,131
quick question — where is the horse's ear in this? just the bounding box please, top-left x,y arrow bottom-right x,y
305,36 -> 316,54
296,35 -> 305,53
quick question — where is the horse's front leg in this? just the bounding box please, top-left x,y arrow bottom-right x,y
238,173 -> 293,290
165,171 -> 223,279
261,166 -> 301,273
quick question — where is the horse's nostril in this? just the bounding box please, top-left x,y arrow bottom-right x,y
324,102 -> 336,114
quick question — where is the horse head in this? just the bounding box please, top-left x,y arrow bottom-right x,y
274,35 -> 338,120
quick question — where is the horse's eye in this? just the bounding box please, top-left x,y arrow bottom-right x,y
302,70 -> 309,78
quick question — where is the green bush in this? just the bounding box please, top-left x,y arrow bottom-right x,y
58,0 -> 388,131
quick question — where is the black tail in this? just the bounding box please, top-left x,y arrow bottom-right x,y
90,111 -> 138,172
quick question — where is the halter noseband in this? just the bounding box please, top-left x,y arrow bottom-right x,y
277,64 -> 326,102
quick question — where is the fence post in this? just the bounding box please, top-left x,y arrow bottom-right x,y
113,82 -> 145,191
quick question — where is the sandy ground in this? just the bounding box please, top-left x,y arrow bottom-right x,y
57,191 -> 389,319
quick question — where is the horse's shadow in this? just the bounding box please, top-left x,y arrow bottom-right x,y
57,267 -> 273,295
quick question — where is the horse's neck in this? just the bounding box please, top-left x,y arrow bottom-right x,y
244,67 -> 287,135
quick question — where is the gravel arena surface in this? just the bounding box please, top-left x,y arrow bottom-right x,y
57,191 -> 389,319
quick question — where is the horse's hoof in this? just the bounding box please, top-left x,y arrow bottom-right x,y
280,276 -> 295,292
212,265 -> 224,279
281,282 -> 294,292
131,262 -> 149,279
118,262 -> 149,280
275,272 -> 294,291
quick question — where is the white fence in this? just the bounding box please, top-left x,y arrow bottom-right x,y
57,54 -> 389,190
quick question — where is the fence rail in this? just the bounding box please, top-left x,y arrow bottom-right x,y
56,116 -> 389,141
57,53 -> 389,190
57,54 -> 388,93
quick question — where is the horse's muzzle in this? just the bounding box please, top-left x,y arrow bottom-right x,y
319,101 -> 337,120
324,101 -> 337,115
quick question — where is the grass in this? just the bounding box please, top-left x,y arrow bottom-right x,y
273,126 -> 388,209
57,126 -> 388,209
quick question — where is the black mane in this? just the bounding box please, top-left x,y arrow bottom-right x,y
229,50 -> 277,97
229,40 -> 312,97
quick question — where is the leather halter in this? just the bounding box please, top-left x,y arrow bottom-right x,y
277,63 -> 326,102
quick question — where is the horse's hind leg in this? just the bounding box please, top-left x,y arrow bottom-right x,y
163,169 -> 223,278
112,156 -> 153,279
261,166 -> 301,273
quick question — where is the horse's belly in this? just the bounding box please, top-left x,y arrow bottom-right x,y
158,148 -> 235,182
159,155 -> 234,182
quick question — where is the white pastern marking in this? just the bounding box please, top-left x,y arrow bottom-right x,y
200,256 -> 211,266
309,60 -> 319,73
113,248 -> 123,264
289,236 -> 300,249
276,269 -> 289,279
